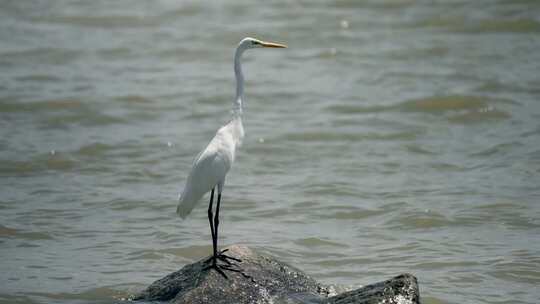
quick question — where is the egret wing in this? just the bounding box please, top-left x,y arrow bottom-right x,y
177,142 -> 231,218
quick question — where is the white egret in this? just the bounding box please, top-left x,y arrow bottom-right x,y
177,37 -> 287,278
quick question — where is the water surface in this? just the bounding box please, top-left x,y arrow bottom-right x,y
1,1 -> 540,303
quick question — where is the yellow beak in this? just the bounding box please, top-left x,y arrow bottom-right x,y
261,41 -> 287,48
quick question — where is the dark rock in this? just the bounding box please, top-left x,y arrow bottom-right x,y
323,273 -> 419,304
132,245 -> 419,304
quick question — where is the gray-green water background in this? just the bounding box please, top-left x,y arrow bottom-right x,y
1,1 -> 540,303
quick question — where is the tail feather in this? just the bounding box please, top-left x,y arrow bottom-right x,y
177,196 -> 196,219
176,187 -> 204,219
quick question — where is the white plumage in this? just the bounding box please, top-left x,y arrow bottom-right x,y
177,37 -> 285,218
177,118 -> 243,218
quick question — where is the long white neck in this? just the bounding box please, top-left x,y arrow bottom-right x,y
233,44 -> 247,116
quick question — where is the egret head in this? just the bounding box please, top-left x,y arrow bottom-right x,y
239,37 -> 287,51
233,37 -> 286,105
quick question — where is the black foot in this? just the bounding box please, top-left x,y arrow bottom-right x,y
202,261 -> 254,281
203,249 -> 242,266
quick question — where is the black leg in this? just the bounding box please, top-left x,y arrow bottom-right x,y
214,193 -> 221,258
208,188 -> 216,264
213,193 -> 241,263
202,191 -> 243,279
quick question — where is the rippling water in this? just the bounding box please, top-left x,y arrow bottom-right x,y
1,1 -> 540,303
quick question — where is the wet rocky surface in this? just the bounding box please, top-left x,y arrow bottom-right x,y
132,245 -> 419,304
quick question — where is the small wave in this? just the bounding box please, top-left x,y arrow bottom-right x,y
469,18 -> 540,34
48,276 -> 73,281
26,286 -> 131,302
0,153 -> 77,176
313,257 -> 373,268
448,108 -> 510,124
249,208 -> 290,218
414,260 -> 480,270
326,95 -> 512,123
33,14 -> 159,29
328,95 -> 514,124
388,210 -> 454,230
411,16 -> 540,34
283,130 -> 417,142
125,250 -> 163,261
0,225 -> 53,240
304,182 -> 358,198
155,245 -> 212,260
43,111 -> 126,128
470,142 -> 522,157
108,199 -> 148,211
0,98 -> 85,113
454,202 -> 539,229
398,95 -> 489,113
488,249 -> 540,284
332,208 -> 387,220
76,142 -> 115,157
405,144 -> 437,155
325,104 -> 388,114
95,47 -> 133,60
294,237 -> 348,248
332,0 -> 415,10
0,48 -> 81,66
114,95 -> 152,104
429,162 -> 466,172
158,4 -> 205,19
15,74 -> 62,83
